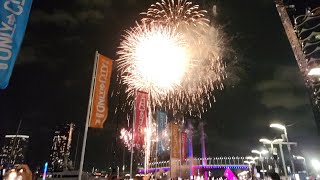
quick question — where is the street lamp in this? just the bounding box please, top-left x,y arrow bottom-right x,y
251,149 -> 268,177
251,149 -> 268,156
270,124 -> 286,135
270,123 -> 295,174
259,138 -> 283,152
246,156 -> 259,161
259,138 -> 283,174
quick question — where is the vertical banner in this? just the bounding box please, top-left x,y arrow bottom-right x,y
89,53 -> 113,128
134,91 -> 148,145
181,132 -> 187,162
0,0 -> 33,89
170,123 -> 180,178
157,111 -> 167,154
170,123 -> 180,158
187,119 -> 194,176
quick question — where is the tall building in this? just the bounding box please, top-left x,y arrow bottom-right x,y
49,123 -> 75,171
0,135 -> 29,167
274,0 -> 320,132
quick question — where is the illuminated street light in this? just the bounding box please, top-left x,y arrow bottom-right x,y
246,156 -> 259,161
259,138 -> 283,174
270,123 -> 295,175
270,123 -> 286,131
270,123 -> 288,142
251,149 -> 268,156
251,149 -> 268,177
259,138 -> 283,154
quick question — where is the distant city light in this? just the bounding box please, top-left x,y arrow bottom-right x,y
42,162 -> 48,180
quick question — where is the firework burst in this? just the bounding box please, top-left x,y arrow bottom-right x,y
120,128 -> 133,151
142,0 -> 209,27
117,0 -> 226,115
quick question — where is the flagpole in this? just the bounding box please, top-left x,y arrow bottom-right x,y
78,51 -> 99,180
130,90 -> 137,179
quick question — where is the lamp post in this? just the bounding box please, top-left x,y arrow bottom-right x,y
244,160 -> 256,179
252,149 -> 268,178
259,138 -> 283,173
270,123 -> 295,175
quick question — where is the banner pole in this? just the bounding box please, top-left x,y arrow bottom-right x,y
130,90 -> 137,179
78,51 -> 99,180
155,110 -> 158,177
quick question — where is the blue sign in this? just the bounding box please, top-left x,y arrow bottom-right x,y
0,0 -> 33,89
157,111 -> 167,154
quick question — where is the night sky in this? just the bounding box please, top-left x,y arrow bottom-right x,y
0,0 -> 319,171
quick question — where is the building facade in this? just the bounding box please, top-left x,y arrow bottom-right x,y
0,135 -> 29,167
49,123 -> 75,171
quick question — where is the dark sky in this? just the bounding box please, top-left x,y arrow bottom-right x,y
0,0 -> 319,171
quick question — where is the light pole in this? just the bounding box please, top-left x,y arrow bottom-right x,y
252,149 -> 268,178
244,160 -> 256,179
270,123 -> 295,175
259,138 -> 283,173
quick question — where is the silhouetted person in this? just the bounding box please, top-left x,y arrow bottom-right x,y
269,172 -> 280,180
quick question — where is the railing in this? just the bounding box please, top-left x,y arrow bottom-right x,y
147,156 -> 250,170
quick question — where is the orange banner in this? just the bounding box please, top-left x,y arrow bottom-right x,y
89,53 -> 113,128
170,123 -> 180,159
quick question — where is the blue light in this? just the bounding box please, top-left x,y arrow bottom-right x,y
42,162 -> 48,180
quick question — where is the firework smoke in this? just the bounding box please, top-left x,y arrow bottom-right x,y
117,0 -> 226,115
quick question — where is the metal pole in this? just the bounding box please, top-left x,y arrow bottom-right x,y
155,111 -> 159,178
279,144 -> 288,178
271,143 -> 279,173
122,148 -> 125,177
78,51 -> 98,180
284,130 -> 295,175
179,128 -> 182,178
303,158 -> 308,176
130,90 -> 137,179
260,154 -> 265,179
